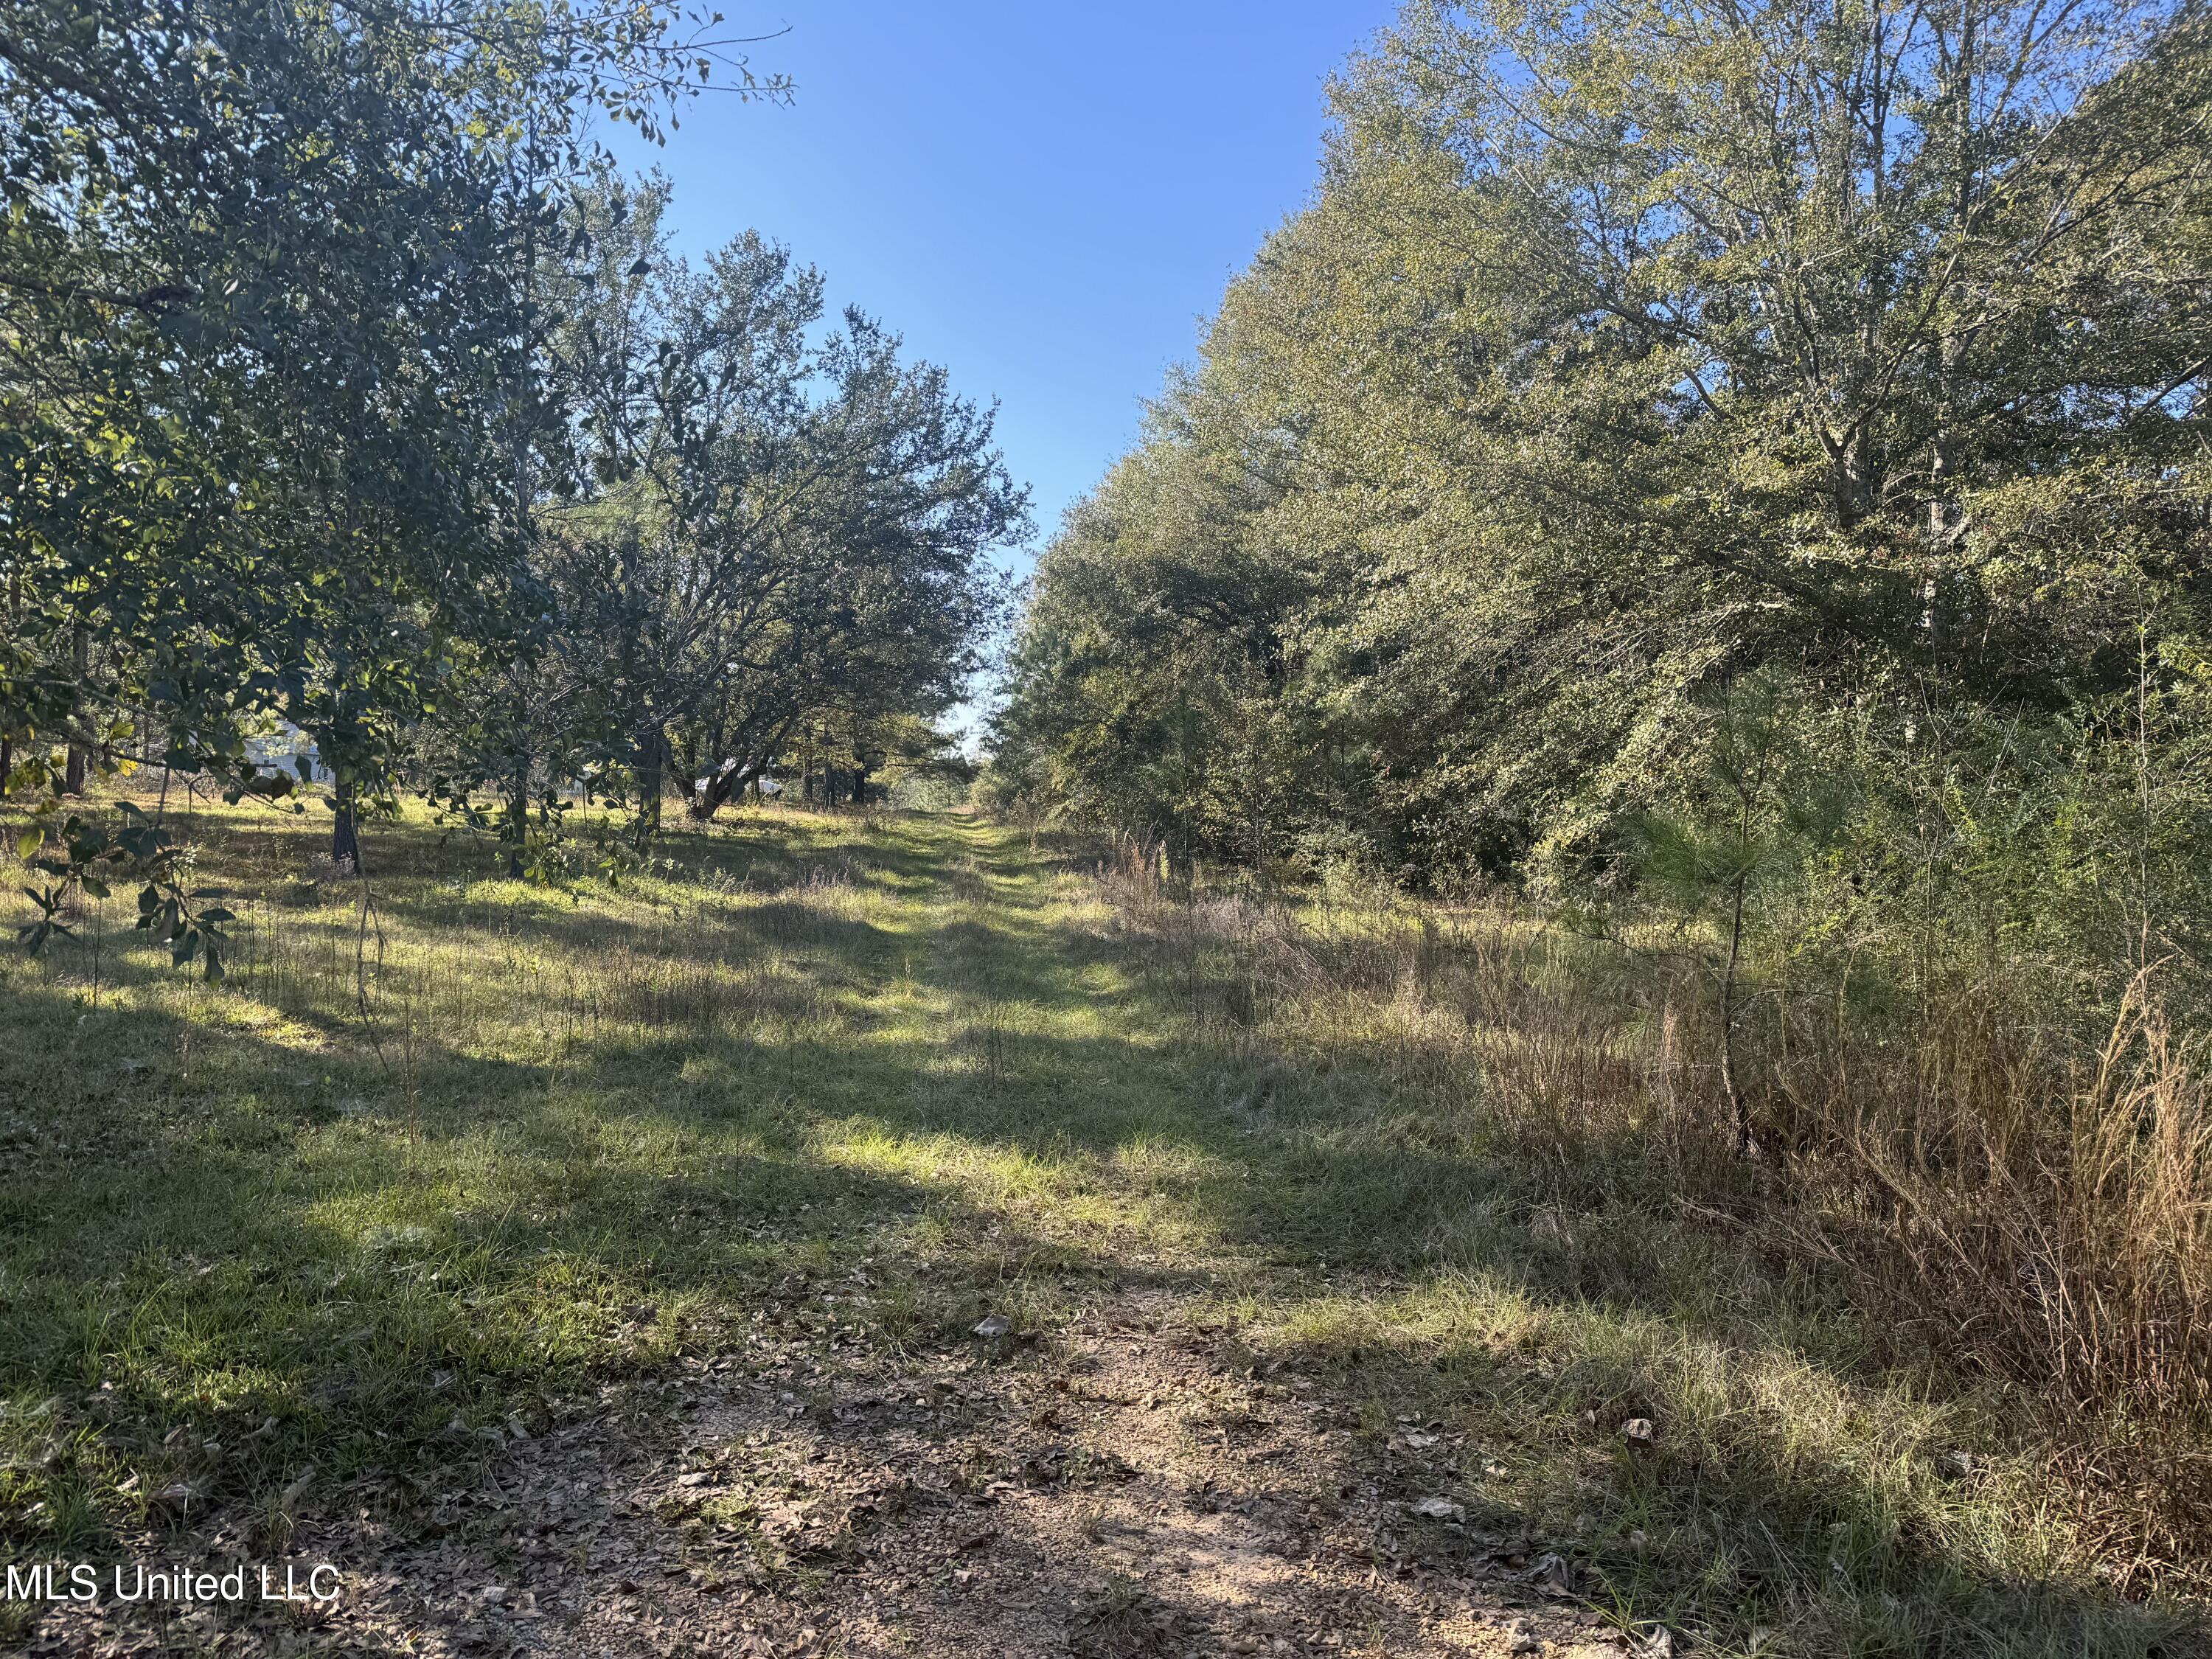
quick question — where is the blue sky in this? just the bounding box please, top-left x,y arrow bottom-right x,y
606,1 -> 1400,560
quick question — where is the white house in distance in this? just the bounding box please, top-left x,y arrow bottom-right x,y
244,723 -> 330,783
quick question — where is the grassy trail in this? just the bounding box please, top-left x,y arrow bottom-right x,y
0,804 -> 2197,1657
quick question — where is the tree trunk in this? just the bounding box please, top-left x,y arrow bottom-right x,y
1829,433 -> 1874,529
1,568 -> 16,792
333,779 -> 361,869
505,758 -> 529,878
1721,869 -> 1754,1159
63,627 -> 88,794
636,723 -> 664,833
689,758 -> 754,821
686,768 -> 722,820
675,728 -> 699,818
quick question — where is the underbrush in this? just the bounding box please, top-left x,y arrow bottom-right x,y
1787,971 -> 2212,1576
1,793 -> 2203,1655
1096,849 -> 2212,1644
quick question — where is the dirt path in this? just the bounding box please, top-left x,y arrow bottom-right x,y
18,819 -> 1629,1659
308,1285 -> 1621,1659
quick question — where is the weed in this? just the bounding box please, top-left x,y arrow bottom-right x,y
0,793 -> 2200,1654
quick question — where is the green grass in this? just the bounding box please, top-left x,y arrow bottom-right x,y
0,796 -> 2201,1655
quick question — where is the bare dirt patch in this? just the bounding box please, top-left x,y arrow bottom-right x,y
20,1290 -> 1630,1658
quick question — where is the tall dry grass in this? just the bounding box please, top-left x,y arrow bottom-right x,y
1788,967 -> 2212,1575
1096,846 -> 2212,1584
1802,973 -> 2212,1420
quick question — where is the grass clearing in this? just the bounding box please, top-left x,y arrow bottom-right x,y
0,796 -> 2201,1655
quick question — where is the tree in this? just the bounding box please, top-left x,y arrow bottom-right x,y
407,176 -> 1022,873
2,0 -> 785,962
526,184 -> 1025,830
993,0 -> 2212,1018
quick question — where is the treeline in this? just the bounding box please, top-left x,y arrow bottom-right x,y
990,0 -> 2212,1022
2,0 -> 1021,957
987,0 -> 2212,1548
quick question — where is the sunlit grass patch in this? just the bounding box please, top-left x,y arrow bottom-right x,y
0,793 -> 2201,1653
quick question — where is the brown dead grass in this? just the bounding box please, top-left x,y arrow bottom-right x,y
1093,842 -> 2212,1596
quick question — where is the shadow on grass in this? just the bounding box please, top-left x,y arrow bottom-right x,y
0,806 -> 2195,1655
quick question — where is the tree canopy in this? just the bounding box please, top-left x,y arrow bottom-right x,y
4,0 -> 1021,962
992,0 -> 2212,1004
